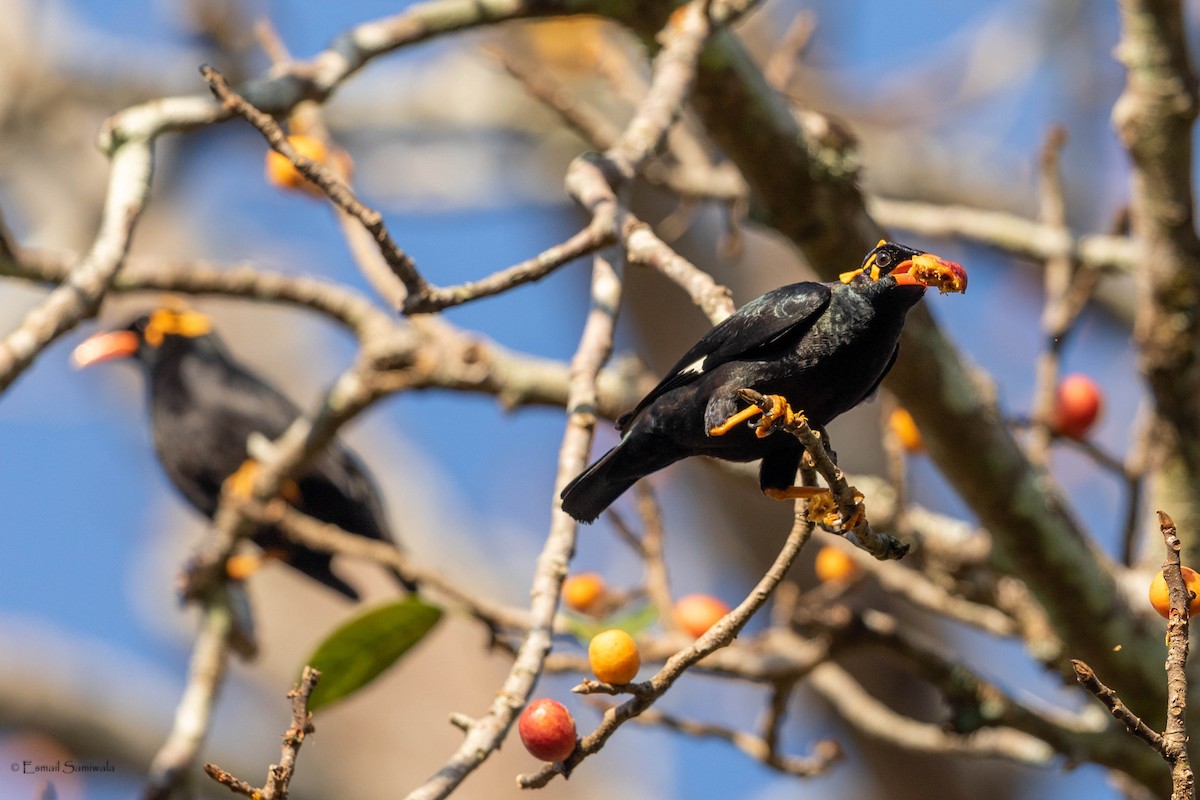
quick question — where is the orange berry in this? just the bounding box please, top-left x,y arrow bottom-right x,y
588,629 -> 640,684
1148,566 -> 1200,619
814,545 -> 860,584
265,134 -> 329,192
673,594 -> 730,639
1052,374 -> 1103,439
889,407 -> 923,453
518,698 -> 577,762
562,572 -> 606,613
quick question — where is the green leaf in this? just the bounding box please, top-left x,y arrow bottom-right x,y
562,602 -> 658,643
305,597 -> 442,711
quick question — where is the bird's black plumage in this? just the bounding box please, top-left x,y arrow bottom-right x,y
73,308 -> 410,599
560,241 -> 967,523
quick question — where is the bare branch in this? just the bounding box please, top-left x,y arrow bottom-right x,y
1157,511 -> 1195,799
201,65 -> 430,306
406,247 -> 624,800
143,590 -> 237,799
0,141 -> 152,392
809,662 -> 1056,764
1072,659 -> 1166,755
611,703 -> 841,777
518,508 -> 816,787
869,196 -> 1136,274
738,388 -> 908,561
1114,0 -> 1200,561
204,667 -> 321,799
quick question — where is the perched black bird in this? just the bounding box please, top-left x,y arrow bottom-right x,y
73,306 -> 410,599
560,241 -> 967,523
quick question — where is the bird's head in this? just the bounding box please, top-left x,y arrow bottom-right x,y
72,303 -> 215,370
839,240 -> 967,294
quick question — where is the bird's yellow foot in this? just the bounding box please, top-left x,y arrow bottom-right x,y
709,403 -> 764,436
225,459 -> 301,504
763,486 -> 866,529
752,394 -> 802,439
708,393 -> 805,438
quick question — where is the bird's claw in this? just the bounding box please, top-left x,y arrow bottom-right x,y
752,394 -> 801,438
708,392 -> 805,438
802,489 -> 866,530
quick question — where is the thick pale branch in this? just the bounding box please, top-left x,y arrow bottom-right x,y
143,591 -> 236,800
1114,0 -> 1200,564
0,142 -> 152,392
809,662 -> 1056,764
868,196 -> 1136,274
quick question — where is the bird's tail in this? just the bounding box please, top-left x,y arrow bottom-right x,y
561,436 -> 672,523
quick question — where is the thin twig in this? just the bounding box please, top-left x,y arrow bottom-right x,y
403,220 -> 615,313
518,508 -> 816,787
1028,126 -> 1074,464
405,247 -> 624,800
203,666 -> 321,799
244,499 -> 533,632
200,65 -> 430,307
1071,659 -> 1165,752
809,662 -> 1055,764
633,483 -> 676,631
603,702 -> 841,777
739,388 -> 909,560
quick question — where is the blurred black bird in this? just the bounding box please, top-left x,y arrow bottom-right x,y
73,305 -> 412,599
560,240 -> 967,523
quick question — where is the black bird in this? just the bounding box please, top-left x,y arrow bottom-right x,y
73,305 -> 410,599
560,241 -> 967,523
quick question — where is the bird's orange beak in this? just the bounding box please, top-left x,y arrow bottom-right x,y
891,253 -> 968,294
71,330 -> 140,368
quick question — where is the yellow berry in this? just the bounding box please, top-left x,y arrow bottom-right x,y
265,134 -> 329,192
588,629 -> 641,684
889,407 -> 923,453
562,572 -> 606,613
814,545 -> 859,585
1149,566 -> 1200,619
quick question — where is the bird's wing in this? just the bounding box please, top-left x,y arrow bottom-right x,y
219,364 -> 394,543
858,342 -> 900,406
299,446 -> 394,542
618,282 -> 832,431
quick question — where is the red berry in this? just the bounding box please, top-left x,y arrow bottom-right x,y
1053,374 -> 1103,439
518,699 -> 577,762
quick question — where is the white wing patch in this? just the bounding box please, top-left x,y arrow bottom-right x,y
681,356 -> 707,375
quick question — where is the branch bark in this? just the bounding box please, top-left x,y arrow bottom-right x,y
1113,0 -> 1200,563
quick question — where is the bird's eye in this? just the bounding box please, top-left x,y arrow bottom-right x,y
875,250 -> 893,269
